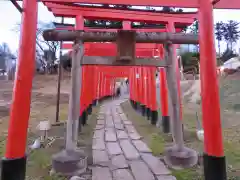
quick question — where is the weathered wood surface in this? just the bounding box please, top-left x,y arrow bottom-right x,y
43,30 -> 199,44
81,56 -> 167,67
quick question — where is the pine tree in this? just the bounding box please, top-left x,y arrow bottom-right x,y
215,21 -> 224,55
222,20 -> 240,50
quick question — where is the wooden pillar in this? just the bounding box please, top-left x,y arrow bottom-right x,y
167,21 -> 183,121
66,42 -> 83,150
165,42 -> 184,149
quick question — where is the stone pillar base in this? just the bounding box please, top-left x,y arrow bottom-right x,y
52,149 -> 87,176
164,145 -> 198,169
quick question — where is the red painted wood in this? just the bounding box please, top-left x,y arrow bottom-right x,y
6,0 -> 38,159
50,8 -> 196,24
56,27 -> 183,33
42,0 -> 240,9
199,0 -> 224,157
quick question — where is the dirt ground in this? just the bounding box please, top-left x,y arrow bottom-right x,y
0,73 -> 98,180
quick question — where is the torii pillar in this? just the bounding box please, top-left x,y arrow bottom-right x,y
1,0 -> 38,179
199,1 -> 226,179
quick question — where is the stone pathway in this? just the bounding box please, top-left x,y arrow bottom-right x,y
92,99 -> 176,180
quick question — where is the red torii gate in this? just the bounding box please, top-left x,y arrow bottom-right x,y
2,0 -> 238,180
44,2 -> 197,24
45,2 -> 195,123
53,6 -> 193,128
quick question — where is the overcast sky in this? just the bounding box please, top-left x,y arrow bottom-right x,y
0,2 -> 240,54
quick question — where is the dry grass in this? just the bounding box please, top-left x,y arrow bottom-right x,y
0,74 -> 99,179
180,74 -> 240,179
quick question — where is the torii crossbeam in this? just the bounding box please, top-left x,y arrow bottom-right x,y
41,0 -> 240,9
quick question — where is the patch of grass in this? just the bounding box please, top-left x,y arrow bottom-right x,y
77,106 -> 99,164
0,139 -> 5,156
25,105 -> 99,179
183,105 -> 240,179
172,168 -> 203,180
232,104 -> 240,111
149,133 -> 165,156
224,142 -> 240,170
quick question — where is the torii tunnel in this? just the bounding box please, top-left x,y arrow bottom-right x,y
2,0 -> 240,180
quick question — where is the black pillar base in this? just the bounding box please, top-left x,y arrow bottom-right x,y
130,100 -> 134,107
203,154 -> 227,180
162,116 -> 170,133
140,104 -> 146,116
80,110 -> 87,126
136,102 -> 142,113
133,101 -> 137,110
1,156 -> 27,180
146,108 -> 151,120
87,104 -> 92,115
92,99 -> 97,106
151,111 -> 158,125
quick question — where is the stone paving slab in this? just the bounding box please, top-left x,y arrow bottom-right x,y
93,99 -> 175,180
106,117 -> 114,127
107,142 -> 123,156
119,114 -> 128,121
157,175 -> 177,180
141,153 -> 170,175
123,120 -> 133,125
97,120 -> 105,125
92,167 -> 112,180
125,125 -> 136,133
113,117 -> 121,123
116,130 -> 128,139
93,150 -> 109,166
130,160 -> 155,180
95,124 -> 105,130
132,140 -> 152,153
114,123 -> 124,130
93,130 -> 105,139
119,139 -> 140,160
113,169 -> 134,180
97,115 -> 105,119
92,138 -> 105,150
110,154 -> 128,170
105,129 -> 117,142
129,132 -> 142,140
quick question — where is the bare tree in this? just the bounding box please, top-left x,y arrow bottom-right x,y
13,21 -> 59,73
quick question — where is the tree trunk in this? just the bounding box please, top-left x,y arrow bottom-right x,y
218,40 -> 221,55
230,41 -> 233,51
